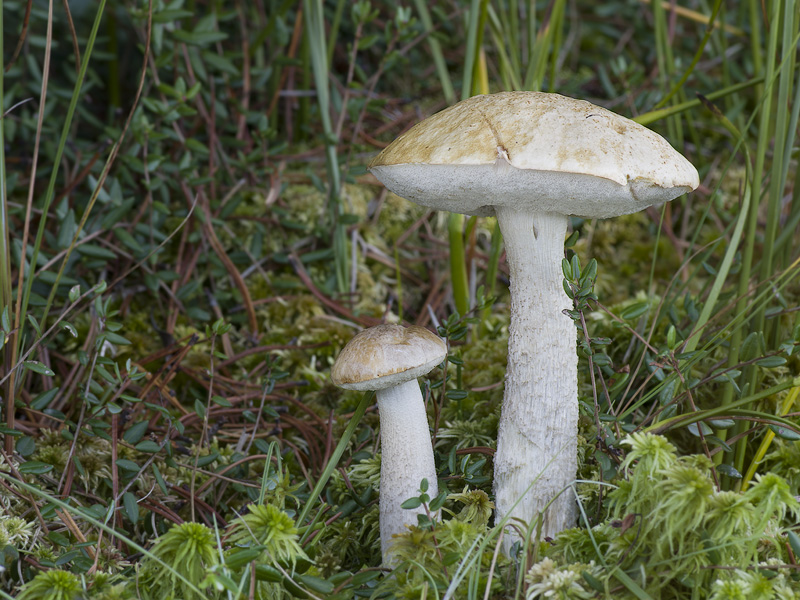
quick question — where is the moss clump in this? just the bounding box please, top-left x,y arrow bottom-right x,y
226,503 -> 307,567
137,522 -> 220,600
544,433 -> 800,598
16,570 -> 82,600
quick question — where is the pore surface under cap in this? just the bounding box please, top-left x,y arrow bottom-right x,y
331,324 -> 447,391
368,92 -> 699,218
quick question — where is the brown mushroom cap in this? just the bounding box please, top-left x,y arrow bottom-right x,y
368,92 -> 699,219
331,324 -> 447,391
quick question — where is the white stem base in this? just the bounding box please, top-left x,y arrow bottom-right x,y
377,379 -> 438,564
493,208 -> 578,546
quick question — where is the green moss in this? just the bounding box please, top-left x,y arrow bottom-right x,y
374,192 -> 428,241
16,570 -> 82,600
137,522 -> 220,600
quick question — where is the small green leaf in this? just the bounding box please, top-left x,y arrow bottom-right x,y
31,388 -> 59,410
211,395 -> 232,407
24,361 -> 55,377
18,461 -> 53,474
561,258 -> 573,280
186,139 -> 210,154
55,550 -> 82,566
196,452 -> 219,468
686,422 -> 713,437
564,230 -> 579,248
135,441 -> 161,453
620,302 -> 650,320
582,259 -> 598,284
226,547 -> 264,568
48,531 -> 71,547
297,575 -> 334,594
787,530 -> 800,558
594,449 -> 617,480
122,421 -> 149,444
60,322 -> 78,338
571,255 -> 581,280
123,492 -> 139,523
94,280 -> 108,295
194,399 -> 206,419
658,378 -> 677,405
152,464 -> 168,495
103,332 -> 132,345
429,491 -> 448,512
328,572 -> 354,586
27,314 -> 42,336
582,571 -> 605,592
16,436 -> 36,457
716,464 -> 742,479
116,459 -> 140,472
14,435 -> 36,456
756,356 -> 787,368
77,244 -> 117,259
254,565 -> 284,583
172,29 -> 228,45
95,365 -> 116,384
113,228 -> 143,253
351,570 -> 381,585
768,424 -> 800,441
740,331 -> 760,361
666,325 -> 677,349
400,497 -> 422,509
705,436 -> 732,452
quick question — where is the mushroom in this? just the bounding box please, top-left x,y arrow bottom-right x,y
331,323 -> 446,563
367,92 -> 699,543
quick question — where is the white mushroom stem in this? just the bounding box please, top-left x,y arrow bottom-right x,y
376,378 -> 438,564
493,207 -> 578,544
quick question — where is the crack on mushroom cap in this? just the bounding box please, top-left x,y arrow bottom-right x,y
368,91 -> 699,219
331,324 -> 447,391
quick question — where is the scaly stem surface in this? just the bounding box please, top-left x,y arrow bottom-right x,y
376,379 -> 438,564
493,208 -> 577,544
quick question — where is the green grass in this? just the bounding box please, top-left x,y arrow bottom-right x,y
0,0 -> 798,598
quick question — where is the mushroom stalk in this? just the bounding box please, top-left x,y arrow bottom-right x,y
376,379 -> 438,563
493,207 -> 578,542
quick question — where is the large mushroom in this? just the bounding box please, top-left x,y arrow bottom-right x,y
368,92 -> 699,543
331,323 -> 446,564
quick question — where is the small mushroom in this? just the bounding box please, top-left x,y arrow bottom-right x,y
368,92 -> 699,544
331,323 -> 446,564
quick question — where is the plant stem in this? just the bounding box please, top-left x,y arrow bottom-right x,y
412,0 -> 455,104
303,0 -> 347,293
449,213 -> 470,317
0,0 -> 13,452
480,219 -> 502,335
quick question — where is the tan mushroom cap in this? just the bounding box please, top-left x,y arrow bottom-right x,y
368,92 -> 699,219
331,324 -> 447,391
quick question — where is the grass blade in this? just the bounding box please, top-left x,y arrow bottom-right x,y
412,0 -> 455,104
13,0 -> 108,361
303,0 -> 348,293
297,391 -> 373,533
